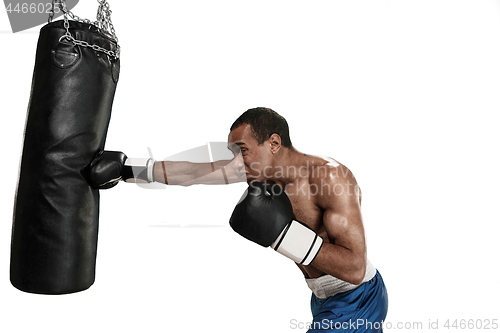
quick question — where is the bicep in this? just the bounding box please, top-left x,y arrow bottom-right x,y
323,208 -> 365,251
320,181 -> 366,253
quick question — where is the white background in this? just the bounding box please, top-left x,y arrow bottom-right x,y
1,1 -> 499,332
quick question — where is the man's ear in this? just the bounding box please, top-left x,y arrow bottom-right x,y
269,133 -> 282,154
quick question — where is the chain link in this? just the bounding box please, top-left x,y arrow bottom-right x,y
50,0 -> 120,59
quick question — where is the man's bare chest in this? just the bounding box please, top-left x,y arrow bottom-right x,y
285,183 -> 325,235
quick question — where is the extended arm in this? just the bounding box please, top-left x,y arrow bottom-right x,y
153,158 -> 245,185
84,150 -> 246,189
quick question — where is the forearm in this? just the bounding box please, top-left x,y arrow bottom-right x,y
310,243 -> 366,285
153,160 -> 244,185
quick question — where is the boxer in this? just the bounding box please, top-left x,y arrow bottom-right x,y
85,107 -> 388,332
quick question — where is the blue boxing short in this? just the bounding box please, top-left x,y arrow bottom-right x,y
307,270 -> 388,332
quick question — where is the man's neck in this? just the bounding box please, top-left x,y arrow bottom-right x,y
269,147 -> 308,187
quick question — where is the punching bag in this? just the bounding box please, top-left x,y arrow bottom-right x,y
11,10 -> 120,294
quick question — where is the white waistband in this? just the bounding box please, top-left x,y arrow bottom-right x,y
305,260 -> 377,299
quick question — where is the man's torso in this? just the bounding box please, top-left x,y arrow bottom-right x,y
284,155 -> 361,279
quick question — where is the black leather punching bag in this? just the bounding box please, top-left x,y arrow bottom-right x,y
11,19 -> 120,294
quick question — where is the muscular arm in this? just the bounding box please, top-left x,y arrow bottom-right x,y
152,158 -> 246,185
309,170 -> 367,285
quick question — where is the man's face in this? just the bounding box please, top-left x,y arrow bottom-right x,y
228,124 -> 274,183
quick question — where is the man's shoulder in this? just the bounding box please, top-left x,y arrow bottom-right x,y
305,155 -> 356,185
303,155 -> 361,208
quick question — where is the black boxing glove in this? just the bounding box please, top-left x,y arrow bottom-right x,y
83,150 -> 155,189
229,181 -> 323,265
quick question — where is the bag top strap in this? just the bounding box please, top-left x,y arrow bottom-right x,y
49,0 -> 120,59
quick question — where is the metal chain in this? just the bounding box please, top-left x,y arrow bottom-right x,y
49,0 -> 120,59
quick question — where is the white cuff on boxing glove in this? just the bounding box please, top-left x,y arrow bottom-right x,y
123,158 -> 156,183
271,220 -> 323,266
